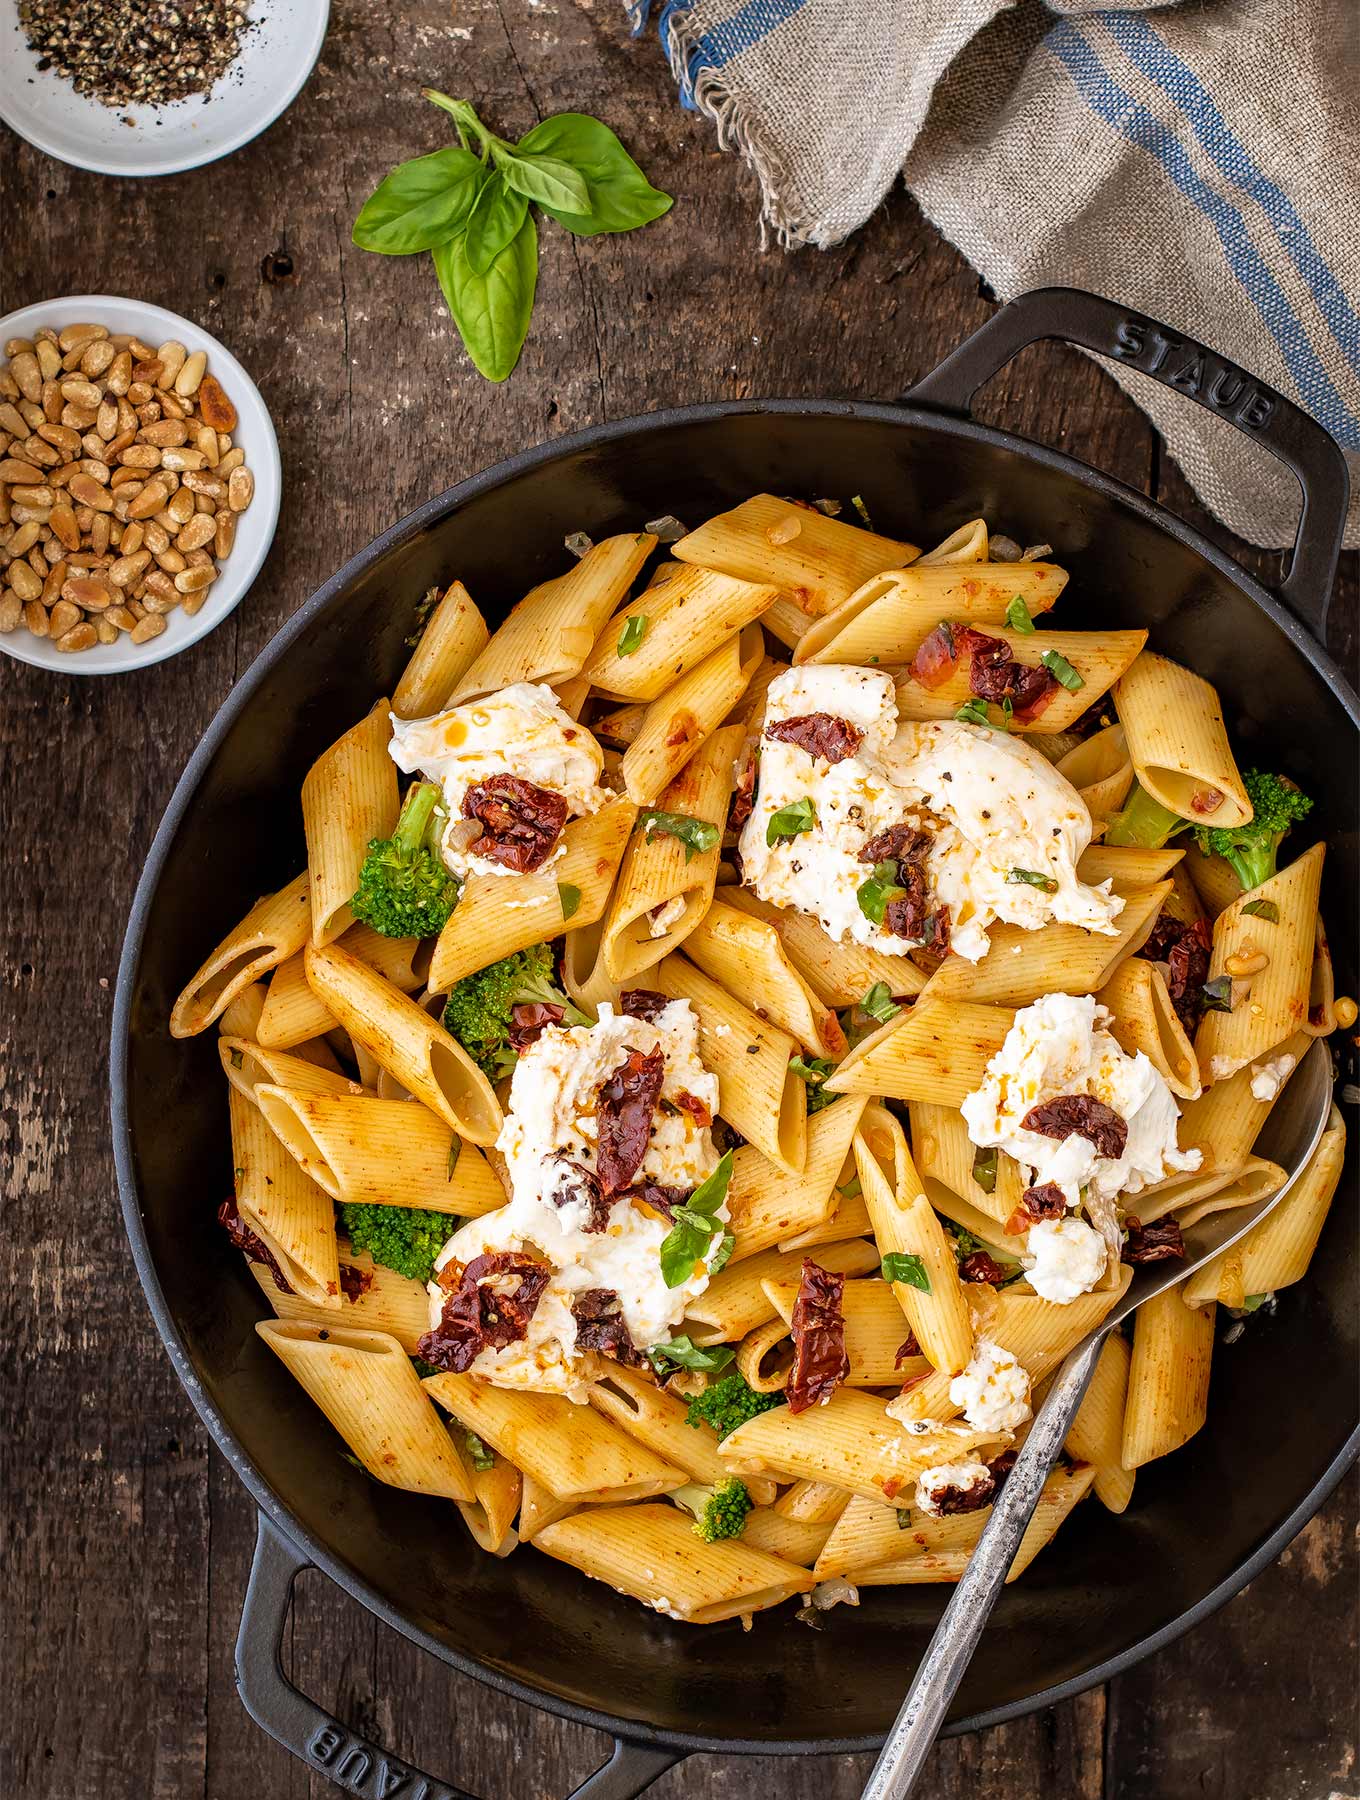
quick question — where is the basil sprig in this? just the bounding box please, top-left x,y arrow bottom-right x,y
659,1151 -> 734,1288
1041,648 -> 1085,691
641,810 -> 720,860
789,1054 -> 839,1113
354,94 -> 673,382
766,795 -> 817,847
860,981 -> 901,1024
646,1336 -> 736,1375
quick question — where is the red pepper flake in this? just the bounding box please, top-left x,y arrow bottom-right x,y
1005,1180 -> 1068,1234
571,1287 -> 647,1368
1122,1215 -> 1186,1265
880,1475 -> 904,1500
1022,1095 -> 1128,1159
595,1046 -> 666,1194
417,1250 -> 552,1373
787,1258 -> 850,1413
765,711 -> 864,764
218,1196 -> 292,1294
462,774 -> 568,872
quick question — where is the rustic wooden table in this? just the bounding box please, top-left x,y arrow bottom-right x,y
3,4 -> 1356,1797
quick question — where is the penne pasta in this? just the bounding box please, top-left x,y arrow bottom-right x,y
1098,956 -> 1200,1099
909,1100 -> 1027,1229
458,1444 -> 522,1556
1121,1289 -> 1215,1470
1170,1030 -> 1310,1175
1056,723 -> 1134,832
583,564 -> 778,702
854,1465 -> 1096,1585
726,1096 -> 867,1262
1065,1331 -> 1135,1512
257,922 -> 426,1049
918,519 -> 989,566
761,1276 -> 933,1387
895,627 -> 1147,731
684,1239 -> 880,1346
1114,650 -> 1251,829
618,624 -> 761,805
794,559 -> 1066,666
301,699 -> 399,947
250,1244 -> 430,1352
230,1085 -> 340,1307
392,580 -> 490,719
170,870 -> 311,1038
219,1035 -> 365,1105
719,885 -> 927,1007
587,1363 -> 777,1506
825,999 -> 1014,1107
683,898 -> 846,1056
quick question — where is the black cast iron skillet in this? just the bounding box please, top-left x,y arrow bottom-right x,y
112,288 -> 1359,1800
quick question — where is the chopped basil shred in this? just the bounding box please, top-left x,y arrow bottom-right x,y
955,697 -> 1007,731
766,795 -> 817,847
558,882 -> 582,920
861,981 -> 901,1024
447,1137 -> 462,1180
896,1507 -> 913,1529
1201,974 -> 1235,1012
881,1251 -> 932,1293
658,1150 -> 734,1288
1007,867 -> 1059,894
641,809 -> 720,860
464,1431 -> 496,1471
1242,898 -> 1280,923
647,1336 -> 735,1375
1040,648 -> 1084,691
851,494 -> 874,529
1005,593 -> 1036,634
857,859 -> 906,926
971,1145 -> 998,1194
617,612 -> 649,656
838,1174 -> 863,1199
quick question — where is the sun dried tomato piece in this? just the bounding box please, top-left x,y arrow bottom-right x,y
571,1287 -> 647,1368
728,748 -> 757,831
673,1089 -> 712,1127
858,822 -> 932,867
908,622 -> 959,690
923,903 -> 951,954
595,1045 -> 666,1194
550,1157 -> 615,1233
1004,1181 -> 1068,1234
218,1196 -> 292,1294
507,1000 -> 564,1051
1141,915 -> 1213,1033
883,863 -> 930,941
787,1258 -> 850,1414
923,1467 -> 996,1515
986,1448 -> 1018,1485
462,774 -> 569,872
894,1330 -> 922,1365
626,1182 -> 693,1221
619,989 -> 668,1022
338,1263 -> 373,1303
1022,1095 -> 1129,1159
417,1250 -> 552,1373
956,625 -> 1059,720
1122,1215 -> 1187,1265
765,711 -> 864,764
958,1250 -> 1013,1284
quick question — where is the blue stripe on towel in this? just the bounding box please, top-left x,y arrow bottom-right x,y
1046,19 -> 1360,446
1104,13 -> 1360,379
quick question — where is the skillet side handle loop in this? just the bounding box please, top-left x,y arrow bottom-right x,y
904,286 -> 1349,643
235,1512 -> 682,1800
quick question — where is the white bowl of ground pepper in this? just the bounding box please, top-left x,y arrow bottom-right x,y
0,294 -> 281,674
0,0 -> 328,178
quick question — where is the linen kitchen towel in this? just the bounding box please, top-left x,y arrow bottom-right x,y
630,0 -> 1360,553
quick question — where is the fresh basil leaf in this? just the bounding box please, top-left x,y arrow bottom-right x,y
353,146 -> 483,254
857,874 -> 906,926
1005,593 -> 1035,634
658,1151 -> 733,1288
860,981 -> 901,1025
971,1145 -> 998,1194
881,1252 -> 932,1293
789,1055 -> 834,1087
1241,1292 -> 1270,1313
464,1430 -> 496,1471
1201,974 -> 1235,1012
515,112 -> 672,236
463,168 -> 529,275
558,881 -> 582,921
955,697 -> 1005,730
447,1137 -> 462,1181
410,1355 -> 439,1379
647,1336 -> 736,1375
1041,648 -> 1085,691
617,612 -> 648,656
1242,898 -> 1280,923
766,795 -> 817,847
641,809 -> 720,860
434,212 -> 538,382
688,1150 -> 734,1219
706,1230 -> 736,1276
1007,867 -> 1059,894
497,148 -> 593,214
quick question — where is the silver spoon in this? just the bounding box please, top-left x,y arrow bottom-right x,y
862,1036 -> 1334,1800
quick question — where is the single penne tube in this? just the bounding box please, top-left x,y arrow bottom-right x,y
918,519 -> 989,565
736,1316 -> 795,1392
684,1238 -> 880,1345
1076,845 -> 1185,887
1181,1109 -> 1344,1309
921,882 -> 1170,1008
252,1087 -> 504,1215
671,494 -> 919,648
1169,1029 -> 1309,1174
535,1503 -> 815,1623
257,923 -> 427,1049
1127,1156 -> 1282,1227
773,1479 -> 852,1524
854,1465 -> 1097,1587
600,729 -> 739,983
249,1244 -> 430,1352
1056,723 -> 1134,831
719,886 -> 926,1007
741,1509 -> 836,1566
1121,1289 -> 1215,1470
583,565 -> 778,702
1064,1330 -> 1135,1512
923,1176 -> 1026,1259
457,1442 -> 522,1555
780,1180 -> 874,1252
558,913 -> 621,1016
170,870 -> 311,1038
618,625 -> 760,805
683,899 -> 846,1056
230,1085 -> 340,1307
793,558 -> 1066,666
592,699 -> 649,748
1098,956 -> 1200,1099
517,1477 -> 581,1541
652,952 -> 807,1175
852,1550 -> 971,1585
1195,844 -> 1324,1081
719,1388 -> 1004,1505
304,942 -> 502,1144
256,1322 -> 473,1501
1182,842 -> 1243,918
392,580 -> 490,718
219,1035 -> 365,1105
301,699 -> 399,947
818,1487 -> 1005,1576
889,1273 -> 1133,1422
895,627 -> 1146,731
726,1096 -> 866,1262
909,1101 -> 1027,1229
422,1373 -> 685,1500
761,1277 -> 932,1387
219,979 -> 268,1038
825,999 -> 1015,1107
852,1106 -> 973,1375
1114,649 -> 1251,828
587,1364 -> 777,1506
429,799 -> 637,990
447,532 -> 657,701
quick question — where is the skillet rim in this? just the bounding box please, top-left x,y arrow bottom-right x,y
110,394 -> 1360,1756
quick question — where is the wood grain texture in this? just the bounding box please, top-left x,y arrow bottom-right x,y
1,1 -> 1355,1797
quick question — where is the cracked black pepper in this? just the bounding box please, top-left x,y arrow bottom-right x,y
19,0 -> 255,109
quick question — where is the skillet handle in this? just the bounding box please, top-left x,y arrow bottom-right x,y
904,286 -> 1349,641
235,1511 -> 683,1800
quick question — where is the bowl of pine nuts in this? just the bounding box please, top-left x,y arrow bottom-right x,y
0,294 -> 280,673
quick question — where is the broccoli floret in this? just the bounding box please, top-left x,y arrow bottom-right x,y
1103,781 -> 1192,850
351,782 -> 460,939
338,1203 -> 459,1284
684,1372 -> 784,1438
1192,770 -> 1314,892
441,942 -> 590,1080
672,1477 -> 754,1543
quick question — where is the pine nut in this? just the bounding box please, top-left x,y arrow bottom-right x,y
81,339 -> 116,379
0,457 -> 44,483
63,575 -> 113,611
155,548 -> 187,574
37,340 -> 63,381
227,467 -> 254,510
128,479 -> 171,520
105,351 -> 132,396
161,447 -> 206,472
8,561 -> 43,602
11,352 -> 41,402
95,617 -> 119,645
130,613 -> 167,644
174,350 -> 207,396
1225,949 -> 1269,977
176,513 -> 216,553
58,323 -> 108,353
106,605 -> 137,631
40,558 -> 69,606
56,621 -> 99,652
167,487 -> 195,524
23,599 -> 49,636
139,419 -> 188,447
7,521 -> 41,558
214,511 -> 236,559
174,564 -> 217,594
0,590 -> 22,631
10,485 -> 54,508
119,445 -> 163,469
196,425 -> 220,466
110,550 -> 153,587
1334,996 -> 1358,1029
49,598 -> 82,637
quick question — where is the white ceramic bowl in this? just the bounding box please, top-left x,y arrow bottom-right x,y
0,295 -> 281,675
0,0 -> 328,178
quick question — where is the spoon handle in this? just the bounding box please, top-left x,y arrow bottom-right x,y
860,1329 -> 1109,1800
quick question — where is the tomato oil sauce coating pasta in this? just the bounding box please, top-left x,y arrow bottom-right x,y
177,502 -> 1349,1623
